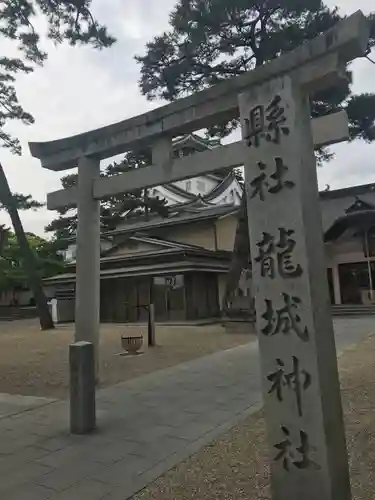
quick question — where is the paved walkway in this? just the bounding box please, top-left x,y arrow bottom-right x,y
0,317 -> 374,500
0,394 -> 56,419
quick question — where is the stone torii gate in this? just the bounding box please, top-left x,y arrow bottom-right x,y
30,10 -> 369,499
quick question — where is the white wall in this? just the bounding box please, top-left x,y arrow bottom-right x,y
62,239 -> 112,262
173,176 -> 218,195
326,239 -> 367,266
150,186 -> 187,205
152,176 -> 242,207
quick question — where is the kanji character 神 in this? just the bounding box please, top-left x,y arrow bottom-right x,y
267,356 -> 311,416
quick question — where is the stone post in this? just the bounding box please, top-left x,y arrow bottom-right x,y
332,264 -> 342,305
75,156 -> 101,376
69,341 -> 96,434
238,76 -> 351,500
148,303 -> 156,346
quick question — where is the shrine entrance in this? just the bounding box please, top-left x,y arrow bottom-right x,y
30,11 -> 370,500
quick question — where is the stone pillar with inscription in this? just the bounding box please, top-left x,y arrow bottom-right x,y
238,76 -> 351,500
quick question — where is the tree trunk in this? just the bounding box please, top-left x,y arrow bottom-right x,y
222,190 -> 253,315
222,57 -> 266,316
0,162 -> 54,330
0,225 -> 8,255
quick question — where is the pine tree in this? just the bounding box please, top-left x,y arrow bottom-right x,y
0,227 -> 64,301
136,0 -> 375,314
0,1 -> 115,329
46,150 -> 168,240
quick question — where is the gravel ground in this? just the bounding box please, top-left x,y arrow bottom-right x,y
131,333 -> 375,500
0,319 -> 253,399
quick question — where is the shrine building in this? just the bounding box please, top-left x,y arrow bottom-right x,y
43,134 -> 375,322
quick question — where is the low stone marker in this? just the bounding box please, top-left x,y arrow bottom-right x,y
148,303 -> 156,347
69,341 -> 96,434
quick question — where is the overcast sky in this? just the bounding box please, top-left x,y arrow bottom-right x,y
0,0 -> 374,237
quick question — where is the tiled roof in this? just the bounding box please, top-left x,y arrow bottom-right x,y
162,171 -> 238,206
203,172 -> 237,201
101,234 -> 213,257
320,182 -> 375,200
345,196 -> 375,213
45,246 -> 231,284
172,133 -> 220,149
103,203 -> 237,237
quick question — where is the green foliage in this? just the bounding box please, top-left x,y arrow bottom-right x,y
0,0 -> 116,155
0,228 -> 64,293
0,192 -> 43,211
0,2 -> 115,329
46,150 -> 169,239
0,223 -> 10,256
136,0 -> 375,141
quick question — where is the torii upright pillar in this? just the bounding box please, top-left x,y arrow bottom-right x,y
75,155 -> 101,376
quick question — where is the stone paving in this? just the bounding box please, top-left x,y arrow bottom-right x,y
0,393 -> 56,419
0,317 -> 374,500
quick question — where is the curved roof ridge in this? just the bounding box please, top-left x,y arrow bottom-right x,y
172,133 -> 219,149
345,196 -> 375,213
163,174 -> 235,204
203,171 -> 237,201
162,183 -> 197,201
132,233 -> 210,251
167,197 -> 217,215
